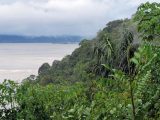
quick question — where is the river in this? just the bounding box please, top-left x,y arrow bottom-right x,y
0,43 -> 79,82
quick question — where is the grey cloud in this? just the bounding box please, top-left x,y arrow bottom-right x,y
0,0 -> 159,36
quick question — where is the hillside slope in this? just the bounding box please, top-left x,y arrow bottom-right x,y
25,18 -> 140,85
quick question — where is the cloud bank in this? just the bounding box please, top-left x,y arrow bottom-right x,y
0,0 -> 159,36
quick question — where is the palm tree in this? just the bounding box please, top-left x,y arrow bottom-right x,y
93,33 -> 114,76
118,29 -> 134,72
94,33 -> 114,63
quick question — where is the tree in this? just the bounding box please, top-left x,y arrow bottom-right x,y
93,33 -> 114,76
0,80 -> 18,120
38,63 -> 51,75
134,2 -> 160,41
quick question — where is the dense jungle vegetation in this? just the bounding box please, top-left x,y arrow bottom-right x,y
0,2 -> 160,120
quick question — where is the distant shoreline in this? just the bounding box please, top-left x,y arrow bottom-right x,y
0,35 -> 83,43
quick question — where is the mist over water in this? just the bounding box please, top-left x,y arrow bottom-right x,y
0,43 -> 79,83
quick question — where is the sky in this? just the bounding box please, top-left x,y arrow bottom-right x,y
0,0 -> 159,37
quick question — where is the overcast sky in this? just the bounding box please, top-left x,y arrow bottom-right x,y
0,0 -> 159,37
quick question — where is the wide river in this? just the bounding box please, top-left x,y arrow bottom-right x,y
0,43 -> 79,83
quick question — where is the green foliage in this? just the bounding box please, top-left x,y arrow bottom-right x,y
38,63 -> 51,75
0,80 -> 18,120
134,2 -> 160,41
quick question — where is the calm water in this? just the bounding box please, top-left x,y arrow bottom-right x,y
0,43 -> 79,83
